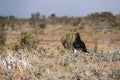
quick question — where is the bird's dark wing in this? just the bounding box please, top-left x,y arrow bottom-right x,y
81,41 -> 87,52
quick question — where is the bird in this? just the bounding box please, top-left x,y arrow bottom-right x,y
73,33 -> 88,53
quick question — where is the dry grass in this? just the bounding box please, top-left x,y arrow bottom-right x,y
0,47 -> 120,80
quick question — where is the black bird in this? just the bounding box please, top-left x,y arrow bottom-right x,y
73,33 -> 88,52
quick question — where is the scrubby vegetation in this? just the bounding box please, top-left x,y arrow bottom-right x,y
61,32 -> 73,49
0,12 -> 120,31
0,48 -> 120,80
20,31 -> 38,50
0,11 -> 120,80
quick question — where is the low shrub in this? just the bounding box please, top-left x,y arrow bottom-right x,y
20,31 -> 38,50
61,32 -> 73,49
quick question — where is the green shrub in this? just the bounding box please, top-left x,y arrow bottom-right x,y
20,32 -> 38,50
11,42 -> 22,51
39,23 -> 46,29
39,19 -> 46,29
0,31 -> 6,45
61,32 -> 73,49
0,24 -> 7,50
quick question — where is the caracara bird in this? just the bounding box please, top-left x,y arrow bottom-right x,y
73,33 -> 88,53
